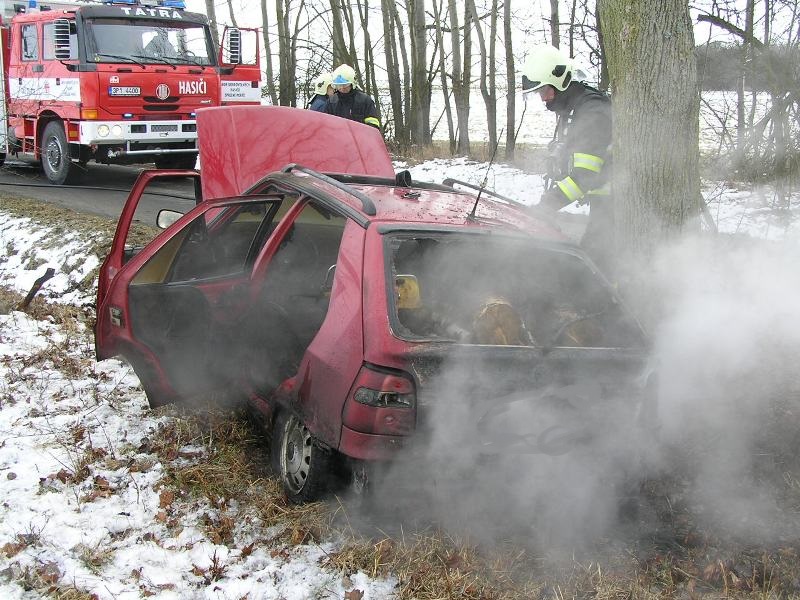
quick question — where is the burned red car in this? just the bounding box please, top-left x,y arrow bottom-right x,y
95,106 -> 655,503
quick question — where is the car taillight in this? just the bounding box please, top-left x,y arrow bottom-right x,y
342,365 -> 416,435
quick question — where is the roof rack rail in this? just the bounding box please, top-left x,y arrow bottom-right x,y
282,163 -> 377,216
441,177 -> 524,207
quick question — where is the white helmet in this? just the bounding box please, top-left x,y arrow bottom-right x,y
331,64 -> 356,87
521,45 -> 574,93
314,72 -> 332,95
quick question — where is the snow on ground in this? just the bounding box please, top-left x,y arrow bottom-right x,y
0,158 -> 799,598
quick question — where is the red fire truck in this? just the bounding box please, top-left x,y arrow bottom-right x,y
0,0 -> 261,184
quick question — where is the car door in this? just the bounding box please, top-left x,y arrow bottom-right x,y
96,177 -> 300,406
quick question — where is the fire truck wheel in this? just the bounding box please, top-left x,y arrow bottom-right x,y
41,121 -> 77,185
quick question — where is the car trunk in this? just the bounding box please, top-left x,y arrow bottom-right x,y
405,342 -> 654,457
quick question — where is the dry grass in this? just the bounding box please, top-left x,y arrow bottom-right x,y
0,193 -> 159,304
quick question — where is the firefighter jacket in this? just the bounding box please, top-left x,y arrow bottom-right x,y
308,95 -> 328,112
540,82 -> 611,210
326,88 -> 381,130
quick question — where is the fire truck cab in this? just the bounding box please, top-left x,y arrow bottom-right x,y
0,0 -> 261,184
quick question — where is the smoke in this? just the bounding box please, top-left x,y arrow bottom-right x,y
647,233 -> 800,543
351,231 -> 800,555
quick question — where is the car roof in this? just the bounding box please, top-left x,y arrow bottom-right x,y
241,169 -> 567,241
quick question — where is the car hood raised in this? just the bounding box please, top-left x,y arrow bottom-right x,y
196,105 -> 394,200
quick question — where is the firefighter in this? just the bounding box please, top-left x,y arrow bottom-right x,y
308,72 -> 334,112
325,64 -> 381,130
144,28 -> 177,59
521,45 -> 614,272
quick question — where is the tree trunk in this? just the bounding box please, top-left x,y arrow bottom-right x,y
275,0 -> 299,106
391,4 -> 412,146
449,0 -> 471,155
737,0 -> 755,151
329,0 -> 350,65
356,0 -> 380,112
598,0 -> 700,259
433,0 -> 455,153
407,0 -> 431,146
225,0 -> 239,28
467,0 -> 496,153
260,0 -> 278,104
204,0 -> 219,47
596,0 -> 609,91
504,0 -> 515,160
568,0 -> 577,57
549,0 -> 560,47
381,0 -> 405,144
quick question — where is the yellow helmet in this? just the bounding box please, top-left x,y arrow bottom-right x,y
521,45 -> 574,93
331,64 -> 356,87
314,72 -> 332,95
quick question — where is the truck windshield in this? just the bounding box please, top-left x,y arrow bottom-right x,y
86,18 -> 214,66
386,232 -> 646,349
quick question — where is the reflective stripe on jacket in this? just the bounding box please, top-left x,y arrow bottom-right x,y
547,83 -> 612,207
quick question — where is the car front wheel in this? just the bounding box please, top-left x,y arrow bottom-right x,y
271,411 -> 331,503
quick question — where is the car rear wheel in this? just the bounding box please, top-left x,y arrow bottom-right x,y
41,121 -> 78,185
271,410 -> 331,503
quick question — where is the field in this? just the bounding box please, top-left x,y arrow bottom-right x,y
1,150 -> 800,598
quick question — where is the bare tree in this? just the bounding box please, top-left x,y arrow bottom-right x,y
504,0 -> 516,159
449,0 -> 472,154
204,0 -> 220,47
355,0 -> 380,103
407,0 -> 431,145
391,3 -> 412,146
276,0 -> 303,106
431,0 -> 455,152
467,0 -> 496,152
599,0 -> 700,258
226,0 -> 239,27
381,0 -> 406,143
549,0 -> 560,47
260,0 -> 278,104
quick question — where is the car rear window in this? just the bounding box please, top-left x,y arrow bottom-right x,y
385,233 -> 645,349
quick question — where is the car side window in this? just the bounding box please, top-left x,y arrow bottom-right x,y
258,201 -> 348,345
22,24 -> 39,61
130,196 -> 298,285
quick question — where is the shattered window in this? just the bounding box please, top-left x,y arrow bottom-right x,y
386,233 -> 644,348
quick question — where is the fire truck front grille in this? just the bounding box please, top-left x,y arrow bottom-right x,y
143,96 -> 179,103
143,105 -> 180,112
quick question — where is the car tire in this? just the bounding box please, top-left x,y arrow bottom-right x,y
41,121 -> 78,185
154,154 -> 197,170
271,410 -> 331,503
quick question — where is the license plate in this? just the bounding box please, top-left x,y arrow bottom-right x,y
109,86 -> 140,96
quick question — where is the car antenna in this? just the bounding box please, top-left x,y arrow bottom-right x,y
468,127 -> 504,221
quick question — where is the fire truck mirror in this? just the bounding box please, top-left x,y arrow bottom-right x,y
53,19 -> 72,60
223,28 -> 241,65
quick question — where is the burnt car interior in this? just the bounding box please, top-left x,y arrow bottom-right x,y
244,201 -> 347,394
388,233 -> 645,349
126,196 -> 347,397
